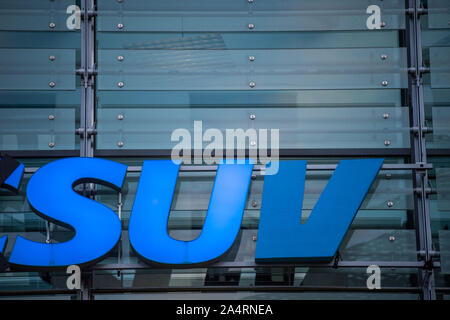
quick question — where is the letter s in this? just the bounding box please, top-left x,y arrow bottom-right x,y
8,158 -> 127,269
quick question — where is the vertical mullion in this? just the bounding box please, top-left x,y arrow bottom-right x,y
408,0 -> 435,300
78,0 -> 96,301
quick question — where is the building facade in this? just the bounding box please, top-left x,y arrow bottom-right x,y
0,0 -> 449,300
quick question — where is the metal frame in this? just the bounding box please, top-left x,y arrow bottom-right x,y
78,0 -> 96,300
406,0 -> 435,300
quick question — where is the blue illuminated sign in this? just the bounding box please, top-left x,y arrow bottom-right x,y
0,157 -> 383,269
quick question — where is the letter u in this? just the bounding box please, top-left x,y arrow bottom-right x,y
128,160 -> 253,265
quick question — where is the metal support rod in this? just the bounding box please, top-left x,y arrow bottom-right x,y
22,163 -> 433,174
117,192 -> 122,275
45,221 -> 50,244
89,260 -> 438,271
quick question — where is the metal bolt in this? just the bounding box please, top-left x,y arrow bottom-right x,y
380,21 -> 386,28
249,81 -> 255,88
251,174 -> 257,180
117,114 -> 124,120
48,114 -> 55,120
383,113 -> 389,119
118,81 -> 124,88
251,201 -> 258,208
49,55 -> 56,61
389,236 -> 395,242
252,235 -> 257,241
250,140 -> 256,146
384,139 -> 391,147
117,141 -> 124,148
249,56 -> 255,61
249,114 -> 256,120
49,81 -> 55,88
248,0 -> 254,3
385,173 -> 392,180
248,23 -> 255,29
381,54 -> 388,60
382,80 -> 389,87
387,201 -> 394,208
48,142 -> 55,148
117,23 -> 124,29
118,55 -> 124,62
49,22 -> 56,28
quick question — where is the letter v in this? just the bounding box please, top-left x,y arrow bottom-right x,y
255,159 -> 383,262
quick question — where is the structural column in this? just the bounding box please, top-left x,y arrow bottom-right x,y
78,0 -> 97,300
407,0 -> 435,300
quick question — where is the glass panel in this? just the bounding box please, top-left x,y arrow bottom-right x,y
98,48 -> 407,91
0,108 -> 75,150
97,107 -> 410,150
0,49 -> 75,91
429,158 -> 450,284
98,31 -> 401,50
430,47 -> 450,89
340,230 -> 417,261
0,0 -> 79,31
0,1 -> 81,152
431,107 -> 450,148
428,0 -> 450,29
91,266 -> 419,294
93,291 -> 420,300
0,271 -> 73,292
439,230 -> 450,274
98,0 -> 406,32
97,0 -> 408,153
0,294 -> 76,300
422,2 -> 450,150
436,168 -> 450,211
424,0 -> 450,288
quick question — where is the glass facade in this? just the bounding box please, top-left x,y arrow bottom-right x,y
0,0 -> 448,300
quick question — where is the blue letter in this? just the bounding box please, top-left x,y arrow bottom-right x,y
0,155 -> 24,259
255,159 -> 383,262
8,158 -> 127,269
129,160 -> 253,265
0,155 -> 24,192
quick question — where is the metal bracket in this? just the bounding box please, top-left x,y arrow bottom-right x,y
76,68 -> 98,76
410,126 -> 434,136
80,10 -> 97,19
406,7 -> 428,16
75,127 -> 97,138
408,67 -> 431,75
332,251 -> 341,269
414,187 -> 436,196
